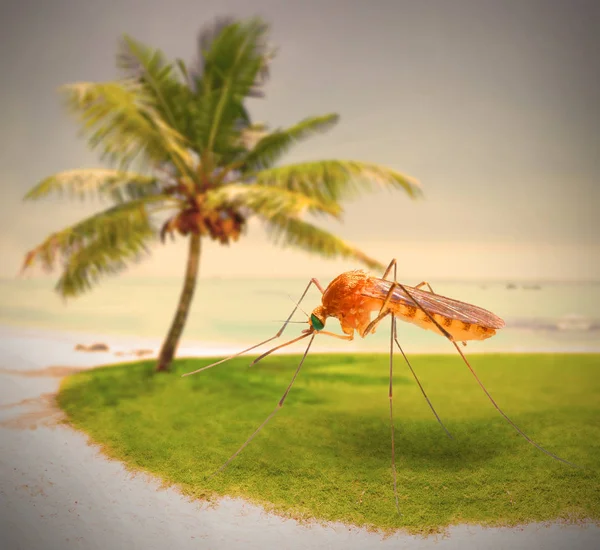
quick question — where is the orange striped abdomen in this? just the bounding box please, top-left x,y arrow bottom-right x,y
390,303 -> 496,342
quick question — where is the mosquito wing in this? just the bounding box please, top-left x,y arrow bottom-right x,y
362,279 -> 505,329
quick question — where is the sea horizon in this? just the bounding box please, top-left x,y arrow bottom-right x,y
1,277 -> 599,358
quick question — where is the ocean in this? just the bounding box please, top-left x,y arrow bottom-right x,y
0,276 -> 599,356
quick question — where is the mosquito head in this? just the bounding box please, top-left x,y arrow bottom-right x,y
308,306 -> 326,331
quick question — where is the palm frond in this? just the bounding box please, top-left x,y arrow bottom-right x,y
265,216 -> 384,271
205,184 -> 342,220
23,169 -> 162,202
22,199 -> 160,297
62,80 -> 193,172
241,114 -> 340,171
253,160 -> 422,204
117,35 -> 173,82
190,16 -> 274,98
190,16 -> 238,84
117,35 -> 186,134
235,121 -> 269,151
190,18 -> 274,158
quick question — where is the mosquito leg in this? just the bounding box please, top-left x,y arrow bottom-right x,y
250,332 -> 312,366
450,340 -> 579,468
414,281 -> 436,293
396,284 -> 579,468
389,315 -> 401,515
311,278 -> 326,294
381,259 -> 398,281
365,263 -> 401,336
363,308 -> 392,337
206,334 -> 316,480
388,273 -> 452,437
314,330 -> 354,341
183,278 -> 324,377
252,329 -> 355,367
393,319 -> 452,439
364,258 -> 399,336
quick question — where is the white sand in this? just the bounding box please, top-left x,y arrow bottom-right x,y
0,325 -> 598,550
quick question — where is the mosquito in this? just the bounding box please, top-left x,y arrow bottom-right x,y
183,259 -> 577,512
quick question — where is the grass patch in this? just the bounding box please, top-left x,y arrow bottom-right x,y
57,353 -> 600,535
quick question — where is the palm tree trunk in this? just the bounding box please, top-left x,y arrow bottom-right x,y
156,233 -> 202,372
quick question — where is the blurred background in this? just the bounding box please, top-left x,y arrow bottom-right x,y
1,0 -> 598,354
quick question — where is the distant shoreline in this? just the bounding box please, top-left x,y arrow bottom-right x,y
1,323 -> 598,367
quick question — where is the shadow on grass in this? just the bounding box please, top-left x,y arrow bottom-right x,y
292,414 -> 505,471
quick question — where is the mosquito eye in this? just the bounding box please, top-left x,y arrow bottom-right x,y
310,314 -> 324,331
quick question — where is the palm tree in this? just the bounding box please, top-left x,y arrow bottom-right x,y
22,17 -> 421,372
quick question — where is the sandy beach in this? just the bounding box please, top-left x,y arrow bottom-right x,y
0,324 -> 598,550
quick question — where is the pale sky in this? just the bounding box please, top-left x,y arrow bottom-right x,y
1,0 -> 598,282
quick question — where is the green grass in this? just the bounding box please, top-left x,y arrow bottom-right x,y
57,353 -> 600,535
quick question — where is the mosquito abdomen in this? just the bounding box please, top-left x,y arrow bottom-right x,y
392,305 -> 497,342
